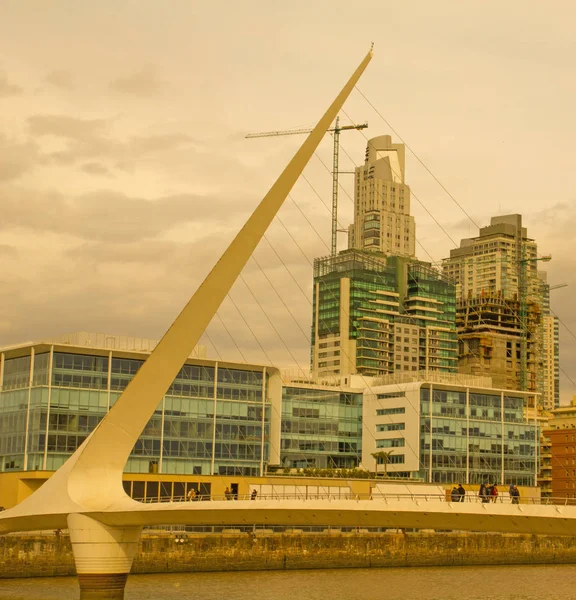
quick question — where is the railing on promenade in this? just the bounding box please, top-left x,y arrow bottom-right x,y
133,492 -> 576,507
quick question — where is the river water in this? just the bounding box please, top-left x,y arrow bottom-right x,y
0,565 -> 573,600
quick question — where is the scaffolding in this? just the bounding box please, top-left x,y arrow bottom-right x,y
455,293 -> 542,393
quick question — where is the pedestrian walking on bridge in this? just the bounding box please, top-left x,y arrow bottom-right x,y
457,484 -> 466,502
450,486 -> 459,502
511,485 -> 520,504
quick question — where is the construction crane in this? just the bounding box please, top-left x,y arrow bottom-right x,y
247,117 -> 368,256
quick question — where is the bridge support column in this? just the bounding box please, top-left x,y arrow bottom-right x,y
68,514 -> 142,599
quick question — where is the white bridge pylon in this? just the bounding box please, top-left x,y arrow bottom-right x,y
0,48 -> 375,598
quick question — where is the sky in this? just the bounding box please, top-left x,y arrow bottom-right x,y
0,1 -> 575,402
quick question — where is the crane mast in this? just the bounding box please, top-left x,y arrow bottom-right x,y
247,118 -> 368,255
331,117 -> 340,257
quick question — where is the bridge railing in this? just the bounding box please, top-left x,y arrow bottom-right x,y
132,492 -> 574,506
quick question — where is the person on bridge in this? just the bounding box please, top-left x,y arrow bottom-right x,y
251,489 -> 258,501
187,488 -> 197,502
224,487 -> 232,501
491,484 -> 499,503
485,483 -> 493,500
511,485 -> 520,504
478,483 -> 486,503
450,486 -> 459,502
457,484 -> 466,502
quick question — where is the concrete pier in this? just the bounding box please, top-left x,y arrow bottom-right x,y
77,574 -> 129,599
68,515 -> 142,599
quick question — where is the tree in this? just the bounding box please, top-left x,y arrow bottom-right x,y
371,450 -> 394,477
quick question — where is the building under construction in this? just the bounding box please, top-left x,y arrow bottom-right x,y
443,214 -> 557,411
456,292 -> 542,394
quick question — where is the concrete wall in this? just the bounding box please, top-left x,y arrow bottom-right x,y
3,531 -> 576,578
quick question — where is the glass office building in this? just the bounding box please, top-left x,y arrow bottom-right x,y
1,338 -> 539,491
311,250 -> 458,378
364,380 -> 539,486
280,385 -> 363,469
0,340 -> 279,476
419,386 -> 538,485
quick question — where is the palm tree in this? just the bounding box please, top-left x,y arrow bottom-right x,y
371,450 -> 394,477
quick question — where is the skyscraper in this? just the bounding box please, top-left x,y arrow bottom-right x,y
348,135 -> 416,258
311,136 -> 456,379
539,274 -> 560,410
442,214 -> 557,410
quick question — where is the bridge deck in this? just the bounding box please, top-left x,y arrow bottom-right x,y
3,494 -> 576,537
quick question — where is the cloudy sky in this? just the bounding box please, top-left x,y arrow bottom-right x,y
1,1 -> 575,401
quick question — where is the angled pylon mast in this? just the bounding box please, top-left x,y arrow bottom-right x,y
0,46 -> 374,599
65,48 -> 374,508
0,45 -> 375,523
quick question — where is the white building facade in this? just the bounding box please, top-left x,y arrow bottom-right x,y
362,379 -> 538,486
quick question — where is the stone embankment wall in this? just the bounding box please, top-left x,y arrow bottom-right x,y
2,531 -> 576,579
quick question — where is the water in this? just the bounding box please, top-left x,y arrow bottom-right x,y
0,565 -> 573,600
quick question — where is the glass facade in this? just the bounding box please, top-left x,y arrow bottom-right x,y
0,348 -> 271,477
281,386 -> 362,469
419,387 -> 538,485
406,262 -> 458,372
0,345 -> 539,488
312,250 -> 458,377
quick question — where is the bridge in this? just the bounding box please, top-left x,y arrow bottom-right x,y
0,46 -> 570,599
3,492 -> 576,539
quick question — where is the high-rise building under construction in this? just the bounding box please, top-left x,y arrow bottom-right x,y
442,214 -> 559,410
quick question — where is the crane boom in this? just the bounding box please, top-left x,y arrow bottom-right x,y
246,128 -> 316,138
246,123 -> 368,138
246,120 -> 368,255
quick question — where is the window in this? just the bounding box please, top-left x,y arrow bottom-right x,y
376,438 -> 405,448
376,423 -> 405,432
376,407 -> 405,416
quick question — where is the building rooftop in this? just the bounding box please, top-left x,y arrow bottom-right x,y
281,369 -> 537,394
0,331 -> 207,359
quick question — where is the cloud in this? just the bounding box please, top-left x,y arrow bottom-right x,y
45,70 -> 74,90
0,244 -> 18,257
28,115 -> 110,140
110,65 -> 164,97
0,135 -> 39,181
80,162 -> 113,177
0,71 -> 21,96
129,133 -> 198,154
26,114 -> 201,170
0,186 -> 251,242
526,201 -> 576,242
